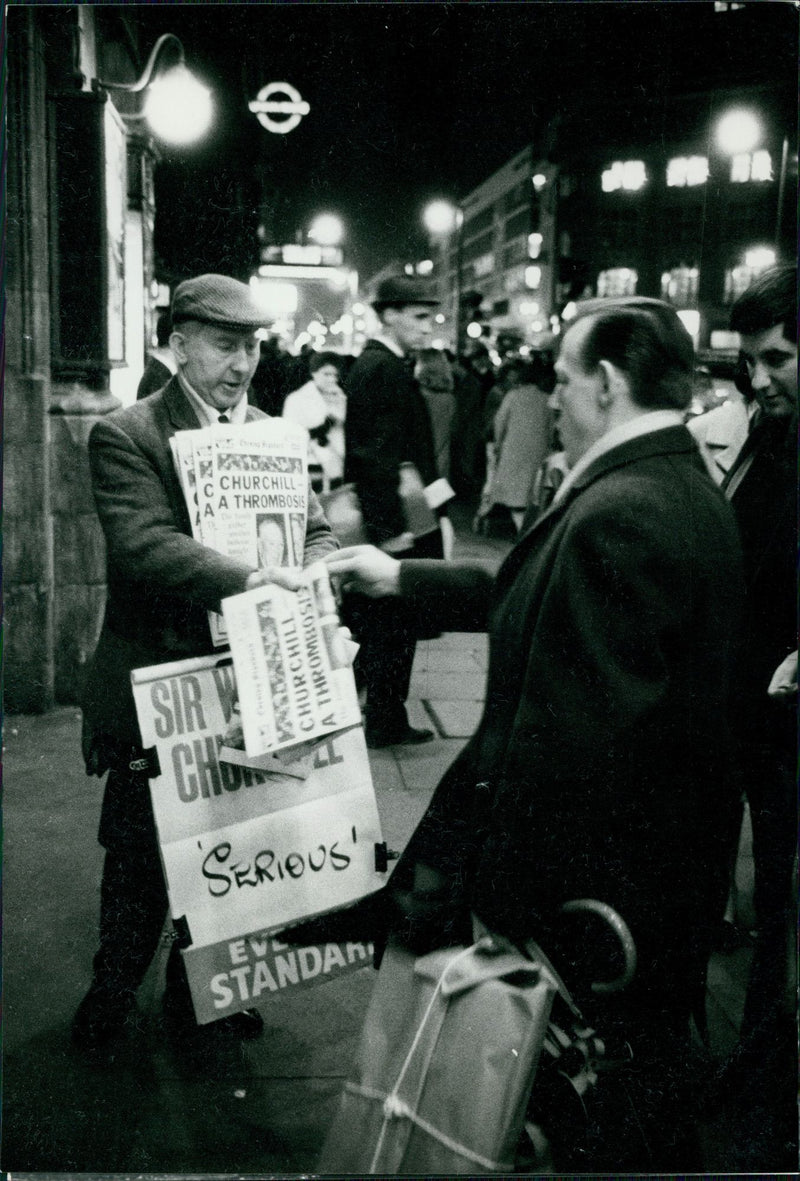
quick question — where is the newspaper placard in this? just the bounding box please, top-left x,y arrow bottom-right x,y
182,930 -> 375,1025
131,653 -> 384,1022
222,562 -> 360,757
171,419 -> 309,647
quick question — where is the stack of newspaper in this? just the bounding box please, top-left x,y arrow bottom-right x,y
170,419 -> 309,645
222,561 -> 361,758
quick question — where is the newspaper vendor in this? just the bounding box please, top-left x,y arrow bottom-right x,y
73,274 -> 337,1051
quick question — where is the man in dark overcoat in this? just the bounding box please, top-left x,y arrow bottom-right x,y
326,298 -> 744,1169
343,275 -> 445,747
73,274 -> 337,1049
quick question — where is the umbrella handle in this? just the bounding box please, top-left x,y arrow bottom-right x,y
560,898 -> 637,995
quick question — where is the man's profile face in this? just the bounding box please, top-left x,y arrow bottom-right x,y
312,363 -> 340,395
383,304 -> 433,353
257,519 -> 285,568
739,323 -> 797,420
171,322 -> 260,411
551,316 -> 607,467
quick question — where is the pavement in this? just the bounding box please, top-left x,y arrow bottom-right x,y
1,512 -> 767,1175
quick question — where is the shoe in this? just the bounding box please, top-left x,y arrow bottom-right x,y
71,985 -> 139,1050
366,726 -> 435,750
213,1008 -> 264,1040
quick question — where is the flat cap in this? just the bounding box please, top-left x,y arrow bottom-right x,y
371,275 -> 439,310
171,273 -> 270,329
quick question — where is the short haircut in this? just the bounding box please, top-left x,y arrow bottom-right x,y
572,297 -> 694,411
309,350 -> 341,374
730,264 -> 797,344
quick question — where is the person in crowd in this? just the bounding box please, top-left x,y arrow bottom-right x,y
342,274 -> 443,748
73,274 -> 337,1051
324,297 -> 744,1169
282,351 -> 347,493
414,347 -> 456,482
136,309 -> 177,400
249,334 -> 290,416
448,342 -> 494,502
711,264 -> 797,1165
477,354 -> 555,533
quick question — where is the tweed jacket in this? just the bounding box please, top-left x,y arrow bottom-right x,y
395,425 -> 744,1011
344,340 -> 439,545
82,377 -> 337,756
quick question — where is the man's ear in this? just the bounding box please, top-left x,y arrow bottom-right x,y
597,359 -> 615,408
170,330 -> 187,364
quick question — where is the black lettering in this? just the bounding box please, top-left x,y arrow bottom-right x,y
181,675 -> 206,734
202,843 -> 233,896
254,850 -> 276,882
172,743 -> 196,802
329,842 -> 351,870
233,862 -> 258,888
285,852 -> 305,879
308,845 -> 327,872
151,680 -> 174,739
170,678 -> 185,735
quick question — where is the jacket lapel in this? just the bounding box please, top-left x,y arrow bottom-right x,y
163,376 -> 203,432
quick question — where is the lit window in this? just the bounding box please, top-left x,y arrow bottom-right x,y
597,268 -> 638,298
724,247 -> 777,302
525,266 -> 542,289
666,156 -> 709,187
519,300 -> 540,317
730,150 -> 773,182
677,310 -> 700,340
751,150 -> 773,181
660,266 -> 699,308
528,232 -> 543,259
602,160 -> 647,192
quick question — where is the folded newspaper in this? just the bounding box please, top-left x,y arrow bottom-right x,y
170,419 -> 310,647
222,561 -> 361,758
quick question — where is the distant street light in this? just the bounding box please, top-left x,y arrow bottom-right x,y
423,199 -> 459,237
716,109 -> 762,156
308,213 -> 345,247
95,34 -> 213,145
422,199 -> 463,354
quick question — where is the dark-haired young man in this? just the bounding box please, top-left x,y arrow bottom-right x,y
716,265 -> 797,1164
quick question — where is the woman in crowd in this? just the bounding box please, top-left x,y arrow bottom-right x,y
282,351 -> 347,493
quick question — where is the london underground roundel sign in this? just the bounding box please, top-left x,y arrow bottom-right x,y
249,82 -> 310,134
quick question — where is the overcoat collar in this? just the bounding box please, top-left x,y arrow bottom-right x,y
496,425 -> 698,591
162,375 -> 262,432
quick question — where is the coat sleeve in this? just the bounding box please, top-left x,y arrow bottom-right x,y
398,558 -> 495,633
344,355 -> 407,543
303,484 -> 339,565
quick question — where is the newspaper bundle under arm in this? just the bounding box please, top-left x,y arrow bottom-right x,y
171,419 -> 310,647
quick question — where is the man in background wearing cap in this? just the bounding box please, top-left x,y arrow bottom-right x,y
73,274 -> 337,1050
342,275 -> 443,748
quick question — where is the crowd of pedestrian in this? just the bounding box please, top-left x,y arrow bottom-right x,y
79,262 -> 795,1173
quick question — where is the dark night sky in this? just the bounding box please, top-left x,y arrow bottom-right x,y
121,2 -> 797,282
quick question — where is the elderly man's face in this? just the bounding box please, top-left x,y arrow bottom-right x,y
171,322 -> 260,411
257,519 -> 286,568
551,317 -> 609,466
740,323 -> 797,420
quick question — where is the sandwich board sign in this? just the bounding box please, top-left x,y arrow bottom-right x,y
132,653 -> 384,1024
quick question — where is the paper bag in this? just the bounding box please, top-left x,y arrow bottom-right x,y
318,936 -> 558,1174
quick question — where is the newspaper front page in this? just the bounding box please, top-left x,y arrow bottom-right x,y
222,561 -> 361,757
171,419 -> 309,646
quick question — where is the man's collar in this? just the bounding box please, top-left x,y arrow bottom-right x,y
372,333 -> 405,358
177,372 -> 248,426
553,410 -> 685,506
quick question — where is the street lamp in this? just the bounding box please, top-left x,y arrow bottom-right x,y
95,33 -> 213,145
422,199 -> 463,354
308,213 -> 345,247
715,108 -> 762,156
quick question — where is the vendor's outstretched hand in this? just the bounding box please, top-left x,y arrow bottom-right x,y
246,566 -> 303,593
324,545 -> 401,598
767,649 -> 798,698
